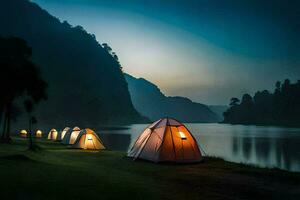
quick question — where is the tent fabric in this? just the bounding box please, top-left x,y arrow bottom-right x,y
72,128 -> 105,150
20,130 -> 27,138
36,130 -> 43,138
61,127 -> 70,140
128,118 -> 202,163
61,127 -> 80,144
47,129 -> 60,140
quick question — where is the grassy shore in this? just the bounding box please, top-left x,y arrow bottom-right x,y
0,138 -> 299,200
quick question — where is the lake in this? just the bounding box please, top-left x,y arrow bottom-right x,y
98,123 -> 300,172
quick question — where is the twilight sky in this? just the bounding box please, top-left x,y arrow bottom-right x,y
32,0 -> 300,105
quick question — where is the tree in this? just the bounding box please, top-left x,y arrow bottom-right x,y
241,94 -> 253,105
24,99 -> 38,150
223,79 -> 300,126
102,43 -> 112,53
275,81 -> 281,90
229,98 -> 240,107
0,37 -> 47,143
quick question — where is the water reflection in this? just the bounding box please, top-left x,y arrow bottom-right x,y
98,123 -> 300,172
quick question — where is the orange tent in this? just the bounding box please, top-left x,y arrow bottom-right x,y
20,130 -> 28,138
61,127 -> 80,145
36,130 -> 43,138
72,128 -> 105,150
128,118 -> 202,163
47,129 -> 59,140
60,127 -> 70,140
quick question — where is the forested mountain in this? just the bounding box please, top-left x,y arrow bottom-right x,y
125,74 -> 219,122
0,0 -> 146,129
223,79 -> 300,127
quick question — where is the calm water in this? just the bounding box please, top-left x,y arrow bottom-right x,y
98,123 -> 300,172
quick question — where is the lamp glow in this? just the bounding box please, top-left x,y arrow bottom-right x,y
87,134 -> 93,140
179,131 -> 186,139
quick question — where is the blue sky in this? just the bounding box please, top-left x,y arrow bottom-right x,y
32,0 -> 300,104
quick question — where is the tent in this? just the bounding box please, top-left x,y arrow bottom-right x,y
61,127 -> 80,145
36,130 -> 43,138
20,130 -> 27,138
72,128 -> 105,150
128,118 -> 202,163
61,127 -> 70,140
47,129 -> 59,140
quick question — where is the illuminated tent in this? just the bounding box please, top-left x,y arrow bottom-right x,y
61,127 -> 70,140
72,128 -> 105,150
128,118 -> 202,163
20,130 -> 28,138
47,129 -> 59,140
36,130 -> 43,138
61,127 -> 80,145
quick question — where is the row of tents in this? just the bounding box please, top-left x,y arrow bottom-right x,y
20,129 -> 43,138
48,127 -> 105,150
20,118 -> 203,163
20,127 -> 105,150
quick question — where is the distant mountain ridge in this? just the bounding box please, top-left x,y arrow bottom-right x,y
125,74 -> 219,122
0,0 -> 147,129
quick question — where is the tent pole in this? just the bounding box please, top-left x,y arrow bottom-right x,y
169,124 -> 177,161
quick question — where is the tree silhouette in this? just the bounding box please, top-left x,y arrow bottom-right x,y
102,43 -> 112,53
230,98 -> 240,106
223,79 -> 300,127
0,37 -> 47,143
24,99 -> 38,150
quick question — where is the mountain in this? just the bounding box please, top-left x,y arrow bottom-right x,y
208,105 -> 228,121
125,74 -> 219,123
0,0 -> 147,129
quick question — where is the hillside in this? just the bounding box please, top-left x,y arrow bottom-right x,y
0,0 -> 146,129
209,105 -> 228,121
125,74 -> 219,122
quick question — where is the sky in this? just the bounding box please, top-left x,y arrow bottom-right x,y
32,0 -> 300,105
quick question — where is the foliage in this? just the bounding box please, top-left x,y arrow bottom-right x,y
223,79 -> 300,126
0,37 -> 47,142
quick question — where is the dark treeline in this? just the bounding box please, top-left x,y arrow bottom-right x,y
223,79 -> 300,127
0,37 -> 47,145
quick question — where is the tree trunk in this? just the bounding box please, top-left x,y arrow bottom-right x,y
1,108 -> 7,142
5,103 -> 12,142
28,117 -> 33,150
0,108 -> 2,129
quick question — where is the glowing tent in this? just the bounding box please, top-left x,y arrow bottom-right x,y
61,127 -> 80,144
47,129 -> 59,140
128,118 -> 202,163
36,130 -> 43,138
61,127 -> 70,140
72,128 -> 105,150
20,130 -> 28,138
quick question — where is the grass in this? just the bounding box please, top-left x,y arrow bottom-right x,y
0,137 -> 300,200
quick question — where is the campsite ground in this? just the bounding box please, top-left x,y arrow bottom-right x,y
0,138 -> 299,200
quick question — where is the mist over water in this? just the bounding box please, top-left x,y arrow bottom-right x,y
99,123 -> 300,172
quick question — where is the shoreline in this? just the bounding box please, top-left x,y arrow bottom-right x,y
219,121 -> 300,128
0,137 -> 299,199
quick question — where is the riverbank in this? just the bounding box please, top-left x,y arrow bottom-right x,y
0,138 -> 299,200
